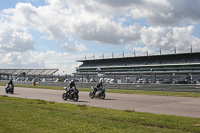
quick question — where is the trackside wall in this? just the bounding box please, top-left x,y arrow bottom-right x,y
1,80 -> 200,92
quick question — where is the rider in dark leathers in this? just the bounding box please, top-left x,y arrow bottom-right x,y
6,79 -> 14,94
8,79 -> 14,89
93,79 -> 103,94
68,80 -> 76,93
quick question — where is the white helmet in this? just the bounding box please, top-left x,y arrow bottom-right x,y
99,78 -> 103,83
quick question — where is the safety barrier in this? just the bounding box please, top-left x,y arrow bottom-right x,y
1,80 -> 200,92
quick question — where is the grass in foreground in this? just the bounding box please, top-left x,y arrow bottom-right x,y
1,83 -> 200,98
0,96 -> 200,133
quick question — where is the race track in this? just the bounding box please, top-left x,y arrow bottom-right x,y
1,86 -> 200,118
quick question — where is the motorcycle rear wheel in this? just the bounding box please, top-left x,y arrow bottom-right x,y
62,93 -> 67,100
99,92 -> 105,99
73,94 -> 79,101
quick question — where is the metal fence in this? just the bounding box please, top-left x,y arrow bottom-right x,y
1,80 -> 200,92
77,82 -> 200,92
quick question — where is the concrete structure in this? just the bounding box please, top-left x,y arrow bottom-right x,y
0,69 -> 58,81
75,52 -> 200,84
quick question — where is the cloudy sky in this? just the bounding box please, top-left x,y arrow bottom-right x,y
1,0 -> 200,74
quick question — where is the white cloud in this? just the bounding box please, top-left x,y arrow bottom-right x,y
0,52 -> 44,68
1,1 -> 143,45
58,62 -> 82,75
64,0 -> 200,26
125,46 -> 154,55
2,0 -> 200,48
73,18 -> 141,44
2,3 -> 67,40
141,25 -> 200,52
0,50 -> 84,74
0,22 -> 34,52
60,42 -> 88,52
1,0 -> 200,74
131,0 -> 200,26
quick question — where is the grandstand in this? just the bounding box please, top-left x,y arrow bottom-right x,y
0,69 -> 58,81
76,52 -> 200,84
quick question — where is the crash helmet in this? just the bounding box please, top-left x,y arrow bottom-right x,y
69,80 -> 75,87
99,78 -> 103,83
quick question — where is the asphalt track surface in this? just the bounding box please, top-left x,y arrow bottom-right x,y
1,86 -> 200,118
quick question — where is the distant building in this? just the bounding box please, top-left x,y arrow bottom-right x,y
0,69 -> 58,81
75,52 -> 200,84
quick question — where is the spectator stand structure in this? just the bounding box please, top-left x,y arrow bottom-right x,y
0,69 -> 58,82
75,52 -> 200,84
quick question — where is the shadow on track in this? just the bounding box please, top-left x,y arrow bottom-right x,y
64,100 -> 89,103
104,98 -> 116,100
77,101 -> 89,103
90,98 -> 116,100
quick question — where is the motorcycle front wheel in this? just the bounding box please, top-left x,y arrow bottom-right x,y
62,93 -> 67,100
73,93 -> 79,101
99,92 -> 105,99
89,92 -> 94,99
10,89 -> 14,94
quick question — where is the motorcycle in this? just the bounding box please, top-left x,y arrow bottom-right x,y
89,86 -> 106,99
62,87 -> 79,101
5,84 -> 14,94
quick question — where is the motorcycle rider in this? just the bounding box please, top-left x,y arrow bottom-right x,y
62,80 -> 79,101
8,79 -> 14,87
68,80 -> 76,93
93,79 -> 103,94
7,79 -> 14,91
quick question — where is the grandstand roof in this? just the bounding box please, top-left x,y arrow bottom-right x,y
77,52 -> 200,67
78,52 -> 200,62
0,69 -> 58,75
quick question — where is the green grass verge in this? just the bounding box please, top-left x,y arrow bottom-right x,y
0,96 -> 200,133
1,83 -> 200,98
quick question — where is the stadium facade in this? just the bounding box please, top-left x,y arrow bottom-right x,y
75,52 -> 200,84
